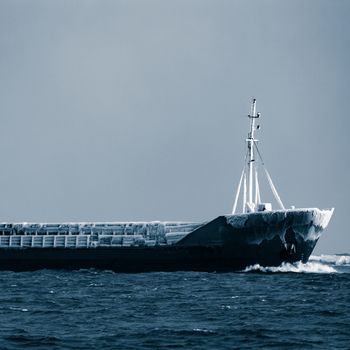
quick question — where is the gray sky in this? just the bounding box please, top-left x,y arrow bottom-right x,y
0,0 -> 349,254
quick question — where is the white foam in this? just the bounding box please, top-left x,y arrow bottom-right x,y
243,261 -> 337,273
309,254 -> 350,266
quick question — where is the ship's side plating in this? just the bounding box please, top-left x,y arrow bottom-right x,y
180,207 -> 334,269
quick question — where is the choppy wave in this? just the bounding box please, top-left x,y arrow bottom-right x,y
242,254 -> 350,273
309,254 -> 350,266
243,261 -> 337,273
0,261 -> 349,350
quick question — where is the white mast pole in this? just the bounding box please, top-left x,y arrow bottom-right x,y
247,98 -> 258,211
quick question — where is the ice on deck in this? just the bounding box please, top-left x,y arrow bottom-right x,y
225,208 -> 334,244
0,221 -> 203,248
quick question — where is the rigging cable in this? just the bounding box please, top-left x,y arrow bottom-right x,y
232,150 -> 248,214
253,141 -> 285,210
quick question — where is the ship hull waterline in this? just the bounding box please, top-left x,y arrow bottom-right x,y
0,243 -> 315,272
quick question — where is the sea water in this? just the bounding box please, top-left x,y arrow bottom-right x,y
0,255 -> 349,349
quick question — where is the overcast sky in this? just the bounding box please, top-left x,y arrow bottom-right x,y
0,0 -> 349,254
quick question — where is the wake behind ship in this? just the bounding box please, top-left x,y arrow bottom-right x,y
0,100 -> 334,272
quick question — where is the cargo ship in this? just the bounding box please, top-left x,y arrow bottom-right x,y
0,99 -> 333,271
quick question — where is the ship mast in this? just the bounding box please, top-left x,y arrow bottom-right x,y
232,98 -> 286,214
246,98 -> 259,212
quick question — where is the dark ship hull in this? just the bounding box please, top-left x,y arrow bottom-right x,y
0,209 -> 333,272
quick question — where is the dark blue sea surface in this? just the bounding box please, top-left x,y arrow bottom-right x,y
0,255 -> 349,349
